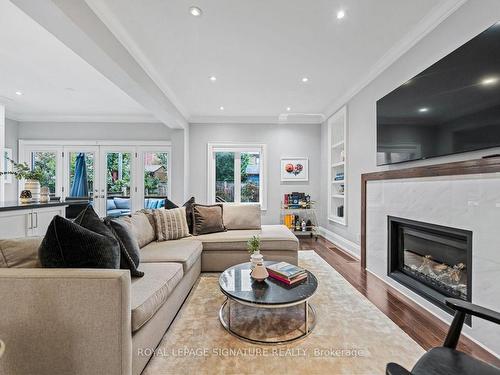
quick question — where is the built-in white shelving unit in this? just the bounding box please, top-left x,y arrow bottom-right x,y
327,106 -> 347,225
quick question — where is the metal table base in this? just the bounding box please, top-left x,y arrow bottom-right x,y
218,297 -> 317,345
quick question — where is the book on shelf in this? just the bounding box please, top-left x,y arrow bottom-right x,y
266,262 -> 307,285
283,192 -> 311,209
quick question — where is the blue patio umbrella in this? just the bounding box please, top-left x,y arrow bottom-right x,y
70,153 -> 89,197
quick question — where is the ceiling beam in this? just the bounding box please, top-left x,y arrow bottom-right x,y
11,0 -> 186,129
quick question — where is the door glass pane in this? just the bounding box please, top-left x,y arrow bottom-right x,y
68,152 -> 94,199
215,152 -> 234,202
144,152 -> 169,209
31,152 -> 57,195
241,152 -> 260,203
106,152 -> 131,217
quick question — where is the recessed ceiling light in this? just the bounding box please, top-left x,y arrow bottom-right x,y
15,91 -> 23,96
301,77 -> 309,83
219,106 -> 224,111
418,107 -> 429,113
337,10 -> 345,19
286,107 -> 291,112
480,76 -> 498,86
189,6 -> 202,17
209,76 -> 217,82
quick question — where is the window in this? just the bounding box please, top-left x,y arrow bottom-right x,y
19,141 -> 171,217
215,152 -> 235,202
208,144 -> 266,209
30,151 -> 58,195
143,151 -> 169,209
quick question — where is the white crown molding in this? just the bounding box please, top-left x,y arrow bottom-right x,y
6,110 -> 159,123
323,0 -> 467,120
85,0 -> 190,119
189,114 -> 324,125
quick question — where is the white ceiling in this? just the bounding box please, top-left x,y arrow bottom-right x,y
86,0 -> 458,123
1,0 -> 465,125
0,0 -> 154,122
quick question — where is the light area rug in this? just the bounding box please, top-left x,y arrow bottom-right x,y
143,251 -> 425,375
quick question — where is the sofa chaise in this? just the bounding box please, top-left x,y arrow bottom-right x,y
0,204 -> 298,375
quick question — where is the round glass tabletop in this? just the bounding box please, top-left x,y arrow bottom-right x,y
219,261 -> 318,306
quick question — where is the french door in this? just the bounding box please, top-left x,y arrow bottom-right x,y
98,146 -> 136,217
19,141 -> 171,218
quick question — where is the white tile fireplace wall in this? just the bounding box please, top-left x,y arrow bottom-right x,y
366,173 -> 500,356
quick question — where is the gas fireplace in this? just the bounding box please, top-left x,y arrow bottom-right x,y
387,216 -> 472,324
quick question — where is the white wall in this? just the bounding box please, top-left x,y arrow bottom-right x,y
320,0 -> 500,254
17,121 -> 188,204
0,105 -> 4,202
189,123 -> 321,224
4,118 -> 20,201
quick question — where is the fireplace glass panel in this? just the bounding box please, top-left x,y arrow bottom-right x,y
400,228 -> 468,300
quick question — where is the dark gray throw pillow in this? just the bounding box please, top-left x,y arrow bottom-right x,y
74,205 -> 114,238
192,204 -> 226,236
105,218 -> 144,277
38,215 -> 120,269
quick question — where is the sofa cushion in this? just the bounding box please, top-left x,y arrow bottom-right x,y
223,203 -> 261,230
192,204 -> 225,235
153,207 -> 190,241
105,219 -> 144,277
140,239 -> 202,272
183,224 -> 298,251
122,211 -> 156,248
106,199 -> 117,210
0,236 -> 43,268
114,197 -> 131,210
130,262 -> 183,332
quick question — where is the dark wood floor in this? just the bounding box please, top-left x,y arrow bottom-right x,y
299,236 -> 500,367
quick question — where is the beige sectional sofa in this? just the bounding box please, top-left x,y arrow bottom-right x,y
0,204 -> 298,375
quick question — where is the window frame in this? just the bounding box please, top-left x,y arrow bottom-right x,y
207,143 -> 267,210
18,140 -> 171,216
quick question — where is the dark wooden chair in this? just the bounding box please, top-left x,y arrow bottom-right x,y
386,298 -> 500,375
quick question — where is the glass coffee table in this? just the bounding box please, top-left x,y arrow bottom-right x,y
219,261 -> 318,344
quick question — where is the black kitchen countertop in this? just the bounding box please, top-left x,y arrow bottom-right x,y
0,199 -> 90,212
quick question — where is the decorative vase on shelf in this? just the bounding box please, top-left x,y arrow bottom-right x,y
24,180 -> 41,202
251,261 -> 269,282
40,186 -> 50,203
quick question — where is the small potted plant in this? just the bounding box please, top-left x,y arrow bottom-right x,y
0,157 -> 43,202
247,235 -> 263,269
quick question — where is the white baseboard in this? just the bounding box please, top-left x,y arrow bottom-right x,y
318,226 -> 360,259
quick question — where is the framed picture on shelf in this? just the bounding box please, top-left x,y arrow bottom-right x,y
280,157 -> 309,182
1,148 -> 13,184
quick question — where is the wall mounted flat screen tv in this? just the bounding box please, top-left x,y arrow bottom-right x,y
377,22 -> 500,166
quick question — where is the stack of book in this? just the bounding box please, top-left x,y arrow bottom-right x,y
266,262 -> 308,285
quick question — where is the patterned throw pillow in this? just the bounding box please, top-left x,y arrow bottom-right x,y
163,197 -> 196,234
153,207 -> 190,241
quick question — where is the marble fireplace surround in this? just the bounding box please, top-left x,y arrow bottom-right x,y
361,157 -> 500,358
